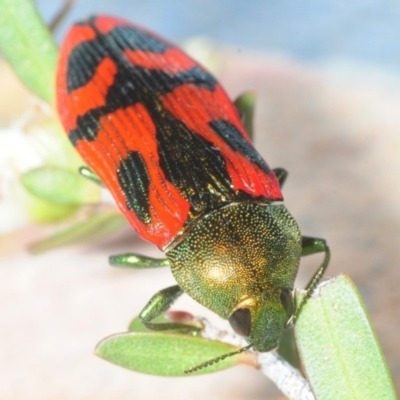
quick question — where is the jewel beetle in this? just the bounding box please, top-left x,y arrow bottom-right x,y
56,15 -> 330,371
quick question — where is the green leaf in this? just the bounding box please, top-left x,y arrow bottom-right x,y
25,194 -> 78,223
28,210 -> 126,254
234,92 -> 256,140
96,331 -> 242,376
295,274 -> 396,400
21,166 -> 100,205
277,326 -> 301,370
0,0 -> 58,103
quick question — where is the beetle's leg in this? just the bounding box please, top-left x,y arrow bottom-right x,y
109,253 -> 169,268
301,236 -> 328,257
79,166 -> 103,186
301,236 -> 330,296
234,92 -> 255,140
289,236 -> 330,324
273,168 -> 288,188
140,285 -> 199,332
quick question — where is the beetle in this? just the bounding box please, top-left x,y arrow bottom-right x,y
56,15 -> 330,371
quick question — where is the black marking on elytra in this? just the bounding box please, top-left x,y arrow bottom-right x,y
155,114 -> 256,216
104,65 -> 215,110
67,19 -> 263,218
209,120 -> 271,174
67,17 -> 216,93
67,37 -> 106,93
69,108 -> 104,144
117,151 -> 151,224
67,19 -> 217,145
111,25 -> 168,53
67,22 -> 169,93
68,65 -> 215,146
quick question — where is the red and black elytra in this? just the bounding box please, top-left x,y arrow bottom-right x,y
57,15 -> 329,372
57,15 -> 282,249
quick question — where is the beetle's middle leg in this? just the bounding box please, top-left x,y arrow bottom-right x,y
109,253 -> 169,268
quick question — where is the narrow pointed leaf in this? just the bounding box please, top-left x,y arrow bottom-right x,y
295,275 -> 396,400
0,0 -> 58,103
96,331 -> 242,376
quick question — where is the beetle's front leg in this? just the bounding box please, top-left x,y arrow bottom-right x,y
140,285 -> 200,333
301,236 -> 330,296
289,236 -> 330,324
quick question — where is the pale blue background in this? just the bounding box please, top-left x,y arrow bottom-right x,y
37,0 -> 400,71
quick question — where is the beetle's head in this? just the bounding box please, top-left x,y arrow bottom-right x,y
228,286 -> 294,351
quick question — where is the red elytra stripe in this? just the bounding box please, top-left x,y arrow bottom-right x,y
160,83 -> 248,143
59,57 -> 118,132
161,84 -> 283,201
124,47 -> 197,74
66,23 -> 97,49
92,15 -> 130,34
74,102 -> 190,249
57,15 -> 282,249
56,21 -> 118,132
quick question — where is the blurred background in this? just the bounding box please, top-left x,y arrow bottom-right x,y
39,0 -> 400,69
1,0 -> 400,399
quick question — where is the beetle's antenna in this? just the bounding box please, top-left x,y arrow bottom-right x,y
184,343 -> 252,374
